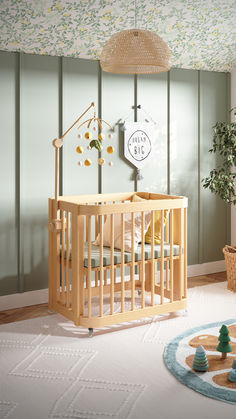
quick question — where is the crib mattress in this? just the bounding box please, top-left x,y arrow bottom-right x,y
62,243 -> 180,268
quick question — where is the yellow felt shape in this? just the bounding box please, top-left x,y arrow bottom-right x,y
131,194 -> 169,244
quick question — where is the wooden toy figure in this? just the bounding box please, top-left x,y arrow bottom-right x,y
216,324 -> 232,359
192,345 -> 209,372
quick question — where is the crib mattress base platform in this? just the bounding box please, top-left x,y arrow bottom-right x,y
78,299 -> 187,328
61,242 -> 180,268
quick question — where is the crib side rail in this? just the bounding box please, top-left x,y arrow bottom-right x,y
58,192 -> 134,205
76,198 -> 188,216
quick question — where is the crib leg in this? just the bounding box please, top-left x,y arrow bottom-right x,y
88,328 -> 93,337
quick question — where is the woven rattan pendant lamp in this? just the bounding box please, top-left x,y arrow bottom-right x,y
100,1 -> 171,74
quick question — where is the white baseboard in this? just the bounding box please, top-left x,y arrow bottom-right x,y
187,259 -> 225,277
0,288 -> 48,311
0,260 -> 225,311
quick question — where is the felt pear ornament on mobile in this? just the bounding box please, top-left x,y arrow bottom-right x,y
84,158 -> 92,166
98,133 -> 105,141
76,146 -> 84,154
85,131 -> 92,140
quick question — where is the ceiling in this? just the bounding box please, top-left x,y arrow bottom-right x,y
0,0 -> 236,72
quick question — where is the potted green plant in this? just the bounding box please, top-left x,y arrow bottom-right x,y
202,107 -> 236,291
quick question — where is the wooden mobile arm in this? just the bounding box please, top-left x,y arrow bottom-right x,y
51,102 -> 95,222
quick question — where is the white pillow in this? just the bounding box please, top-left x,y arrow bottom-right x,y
94,198 -> 151,252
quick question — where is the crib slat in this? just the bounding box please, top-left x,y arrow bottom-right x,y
110,214 -> 114,315
72,210 -> 80,319
95,203 -> 98,238
151,210 -> 154,306
166,260 -> 169,290
141,211 -> 145,308
85,206 -> 88,241
184,207 -> 187,298
121,212 -> 125,313
88,215 -> 92,318
66,212 -> 70,308
170,209 -> 173,302
78,215 -> 84,317
165,215 -> 169,242
61,211 -> 66,305
48,199 -> 54,308
131,212 -> 135,310
104,269 -> 107,286
99,215 -> 103,317
160,210 -> 164,304
179,208 -> 184,299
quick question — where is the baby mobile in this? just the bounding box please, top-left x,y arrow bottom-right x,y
75,103 -> 114,167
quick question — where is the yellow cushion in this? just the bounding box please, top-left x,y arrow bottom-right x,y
132,194 -> 169,244
145,209 -> 169,244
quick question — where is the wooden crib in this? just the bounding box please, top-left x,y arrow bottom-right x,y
48,191 -> 188,336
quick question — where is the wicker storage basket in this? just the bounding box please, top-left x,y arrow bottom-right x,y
223,245 -> 236,292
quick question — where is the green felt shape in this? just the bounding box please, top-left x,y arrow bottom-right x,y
217,324 -> 232,354
90,139 -> 102,152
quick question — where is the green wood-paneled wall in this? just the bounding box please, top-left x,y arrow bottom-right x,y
0,52 -> 230,296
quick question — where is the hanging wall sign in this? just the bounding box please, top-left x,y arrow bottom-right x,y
124,122 -> 154,169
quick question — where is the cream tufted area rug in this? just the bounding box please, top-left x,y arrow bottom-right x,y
0,282 -> 236,419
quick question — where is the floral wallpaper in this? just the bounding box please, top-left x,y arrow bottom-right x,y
0,0 -> 236,72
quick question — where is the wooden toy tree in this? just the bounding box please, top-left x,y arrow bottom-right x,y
192,345 -> 209,372
216,324 -> 232,359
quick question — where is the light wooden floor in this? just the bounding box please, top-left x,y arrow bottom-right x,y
0,272 -> 227,325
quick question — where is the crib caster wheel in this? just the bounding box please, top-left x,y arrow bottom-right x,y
88,328 -> 93,337
48,309 -> 56,314
183,308 -> 188,316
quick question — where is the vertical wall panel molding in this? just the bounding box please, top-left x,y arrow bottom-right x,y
101,71 -> 135,193
20,54 -> 59,292
0,51 -> 18,295
63,58 -> 98,196
167,70 -> 170,195
98,62 -> 102,194
198,70 -> 201,264
16,53 -> 22,292
137,72 -> 168,194
59,56 -> 63,196
226,72 -> 231,245
134,74 -> 138,192
170,68 -> 198,265
200,71 -> 228,263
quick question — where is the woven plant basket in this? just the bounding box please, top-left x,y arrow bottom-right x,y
223,245 -> 236,292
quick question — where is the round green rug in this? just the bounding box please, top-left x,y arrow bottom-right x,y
164,319 -> 236,404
